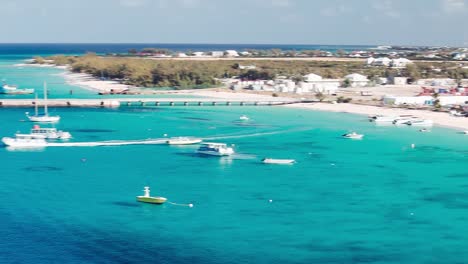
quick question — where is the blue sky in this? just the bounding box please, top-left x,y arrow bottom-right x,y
0,0 -> 466,46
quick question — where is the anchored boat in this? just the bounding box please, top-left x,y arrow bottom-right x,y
18,125 -> 72,140
0,83 -> 34,94
26,82 -> 60,123
136,186 -> 167,204
2,134 -> 48,148
262,158 -> 295,164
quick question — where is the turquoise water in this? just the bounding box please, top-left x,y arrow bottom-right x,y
1,46 -> 468,263
0,105 -> 467,263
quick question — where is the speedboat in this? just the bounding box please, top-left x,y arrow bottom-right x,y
463,131 -> 468,135
18,125 -> 72,140
262,158 -> 295,164
406,119 -> 433,127
26,82 -> 60,123
419,128 -> 430,132
136,186 -> 167,204
239,115 -> 249,121
166,137 -> 202,145
393,117 -> 418,125
197,142 -> 234,156
2,134 -> 47,148
342,132 -> 364,139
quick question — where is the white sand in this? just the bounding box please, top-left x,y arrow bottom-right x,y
63,72 -> 131,92
284,103 -> 468,131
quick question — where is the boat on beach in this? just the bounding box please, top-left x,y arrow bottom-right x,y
342,132 -> 364,139
17,125 -> 72,140
26,83 -> 60,123
2,134 -> 48,148
262,158 -> 295,164
406,119 -> 433,127
136,186 -> 167,204
197,142 -> 234,156
166,137 -> 202,145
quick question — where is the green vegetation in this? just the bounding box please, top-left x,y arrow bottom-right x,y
33,54 -> 468,89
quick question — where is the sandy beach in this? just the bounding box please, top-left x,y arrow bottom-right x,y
284,102 -> 468,131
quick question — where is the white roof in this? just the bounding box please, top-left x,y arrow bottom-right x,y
304,73 -> 323,81
345,73 -> 368,81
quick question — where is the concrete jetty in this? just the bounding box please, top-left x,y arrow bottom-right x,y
0,98 -> 309,108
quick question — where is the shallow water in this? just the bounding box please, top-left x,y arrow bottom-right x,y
0,105 -> 467,264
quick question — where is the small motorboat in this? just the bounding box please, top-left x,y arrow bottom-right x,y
406,119 -> 433,127
262,158 -> 295,164
166,137 -> 202,145
239,115 -> 249,121
463,131 -> 468,135
419,128 -> 430,133
136,186 -> 167,204
342,132 -> 364,139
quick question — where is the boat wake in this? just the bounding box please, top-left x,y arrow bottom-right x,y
46,138 -> 167,147
204,127 -> 308,141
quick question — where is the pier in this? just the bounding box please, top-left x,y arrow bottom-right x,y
0,98 -> 310,108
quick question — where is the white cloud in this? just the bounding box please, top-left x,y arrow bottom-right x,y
119,0 -> 149,7
320,4 -> 352,17
442,0 -> 467,13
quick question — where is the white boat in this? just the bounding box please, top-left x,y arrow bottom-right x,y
136,186 -> 167,204
26,82 -> 60,123
166,137 -> 202,145
239,115 -> 249,121
463,131 -> 468,135
197,142 -> 234,156
369,115 -> 397,123
262,158 -> 295,164
342,132 -> 364,139
0,84 -> 34,94
419,128 -> 430,132
406,119 -> 433,127
393,117 -> 418,125
17,125 -> 72,140
2,134 -> 47,148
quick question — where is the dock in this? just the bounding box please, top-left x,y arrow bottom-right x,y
0,98 -> 311,108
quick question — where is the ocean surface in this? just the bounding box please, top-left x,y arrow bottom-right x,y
0,45 -> 467,264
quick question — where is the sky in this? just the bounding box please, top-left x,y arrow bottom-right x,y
0,0 -> 466,46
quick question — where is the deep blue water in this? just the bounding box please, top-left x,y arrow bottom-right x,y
0,43 -> 374,57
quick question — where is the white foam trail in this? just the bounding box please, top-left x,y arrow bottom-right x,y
46,138 -> 167,147
204,127 -> 309,141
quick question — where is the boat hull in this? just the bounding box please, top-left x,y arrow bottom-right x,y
27,115 -> 60,123
263,159 -> 295,164
2,137 -> 47,148
137,196 -> 167,204
197,150 -> 233,156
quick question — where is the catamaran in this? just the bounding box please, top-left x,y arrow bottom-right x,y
26,82 -> 60,123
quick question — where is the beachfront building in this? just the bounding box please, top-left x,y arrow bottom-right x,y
211,51 -> 224,57
274,78 -> 296,93
176,53 -> 188,57
298,73 -> 340,94
240,51 -> 251,56
225,50 -> 239,57
390,77 -> 408,85
344,73 -> 369,87
415,78 -> 457,87
192,52 -> 205,57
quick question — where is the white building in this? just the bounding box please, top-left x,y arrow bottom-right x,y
176,53 -> 188,57
453,53 -> 467,60
238,65 -> 256,70
391,77 -> 408,85
299,73 -> 340,94
274,78 -> 296,93
211,51 -> 224,57
368,57 -> 392,66
240,51 -> 251,56
391,58 -> 413,68
344,73 -> 369,87
225,50 -> 239,57
192,52 -> 205,57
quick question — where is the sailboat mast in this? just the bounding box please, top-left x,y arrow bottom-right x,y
43,81 -> 48,115
34,93 -> 38,116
